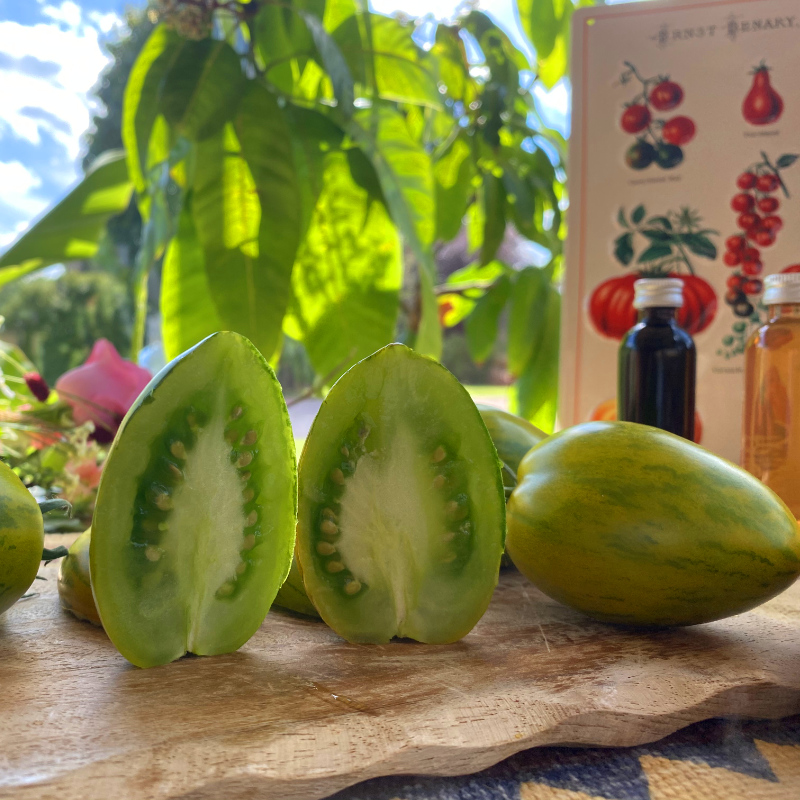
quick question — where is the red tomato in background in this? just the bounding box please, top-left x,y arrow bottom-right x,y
726,235 -> 746,252
758,196 -> 779,213
756,173 -> 780,193
737,172 -> 757,190
782,265 -> 800,274
731,193 -> 755,212
762,215 -> 783,232
743,66 -> 784,126
723,251 -> 741,267
662,116 -> 696,145
589,398 -> 703,443
738,212 -> 760,231
588,273 -> 717,339
650,81 -> 683,111
742,259 -> 763,276
621,104 -> 651,133
754,230 -> 775,247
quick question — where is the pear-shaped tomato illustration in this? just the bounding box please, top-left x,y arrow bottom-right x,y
743,64 -> 783,126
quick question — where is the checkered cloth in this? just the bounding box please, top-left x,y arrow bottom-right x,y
331,716 -> 800,799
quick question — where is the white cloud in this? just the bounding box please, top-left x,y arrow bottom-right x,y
0,2 -> 121,249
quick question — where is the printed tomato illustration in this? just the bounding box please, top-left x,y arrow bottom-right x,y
589,273 -> 716,340
743,62 -> 783,126
721,152 -> 797,334
782,265 -> 800,274
589,397 -> 703,444
618,63 -> 694,171
649,80 -> 683,111
620,104 -> 650,134
662,116 -> 695,146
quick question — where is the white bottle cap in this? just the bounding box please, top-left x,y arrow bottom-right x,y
763,273 -> 800,305
632,278 -> 683,309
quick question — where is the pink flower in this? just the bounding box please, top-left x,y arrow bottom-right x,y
55,339 -> 152,443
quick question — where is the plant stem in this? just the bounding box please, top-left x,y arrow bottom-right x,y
761,151 -> 791,198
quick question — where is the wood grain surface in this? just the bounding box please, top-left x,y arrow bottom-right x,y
3,534 -> 800,800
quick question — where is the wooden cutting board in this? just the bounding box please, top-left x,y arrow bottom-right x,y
3,534 -> 800,800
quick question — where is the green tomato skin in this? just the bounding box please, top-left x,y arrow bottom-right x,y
477,406 -> 547,487
58,529 -> 102,627
273,555 -> 320,618
0,461 -> 44,616
507,421 -> 800,627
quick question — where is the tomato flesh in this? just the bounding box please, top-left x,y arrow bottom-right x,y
90,332 -> 296,667
297,345 -> 505,644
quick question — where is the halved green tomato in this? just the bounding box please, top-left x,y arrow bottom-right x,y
91,332 -> 296,667
297,344 -> 505,644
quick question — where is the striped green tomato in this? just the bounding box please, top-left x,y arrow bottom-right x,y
507,421 -> 800,626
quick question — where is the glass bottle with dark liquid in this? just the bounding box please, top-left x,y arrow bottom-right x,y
618,278 -> 696,440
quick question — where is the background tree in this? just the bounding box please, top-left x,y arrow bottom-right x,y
0,0 -> 585,431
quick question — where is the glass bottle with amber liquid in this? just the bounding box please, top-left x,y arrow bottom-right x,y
742,273 -> 800,517
618,278 -> 696,440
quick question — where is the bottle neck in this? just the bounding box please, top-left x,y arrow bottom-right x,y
637,306 -> 678,324
767,303 -> 800,321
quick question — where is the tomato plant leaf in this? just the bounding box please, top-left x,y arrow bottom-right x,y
680,233 -> 717,260
631,204 -> 646,225
160,193 -> 222,360
617,207 -> 628,228
641,229 -> 672,243
614,232 -> 634,266
158,38 -> 246,141
434,134 -> 475,242
507,265 -> 550,377
480,173 -> 506,265
0,151 -> 133,285
516,285 -> 560,432
777,154 -> 798,169
465,273 -> 512,365
346,104 -> 441,359
647,216 -> 673,230
299,10 -> 355,118
519,0 -> 558,61
122,25 -> 184,194
637,243 -> 672,264
284,152 -> 401,380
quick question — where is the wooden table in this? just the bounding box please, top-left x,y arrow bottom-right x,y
3,535 -> 800,800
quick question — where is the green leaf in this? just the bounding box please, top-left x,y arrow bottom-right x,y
613,232 -> 634,266
284,152 -> 401,379
647,215 -> 672,230
334,13 -> 442,109
641,229 -> 672,242
160,192 -> 222,360
431,24 -> 473,104
122,25 -> 183,194
680,232 -> 717,259
299,10 -> 355,117
159,38 -> 246,141
516,285 -> 560,432
507,265 -> 550,376
435,135 -> 475,242
637,243 -> 672,264
631,204 -> 646,225
502,165 -> 536,240
346,104 -> 441,359
0,151 -> 132,285
480,172 -> 506,265
465,273 -> 512,365
254,0 -> 295,94
285,106 -> 344,239
617,207 -> 628,228
521,0 -> 558,60
777,154 -> 798,169
191,86 -> 301,361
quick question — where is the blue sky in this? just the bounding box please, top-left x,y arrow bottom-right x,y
0,0 -> 566,252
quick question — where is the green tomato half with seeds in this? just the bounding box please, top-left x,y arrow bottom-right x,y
90,332 -> 297,668
296,344 -> 506,644
0,461 -> 44,616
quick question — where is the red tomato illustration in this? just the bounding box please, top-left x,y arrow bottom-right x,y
743,65 -> 784,126
782,265 -> 800,274
662,116 -> 695,146
649,81 -> 683,111
737,172 -> 757,190
588,273 -> 717,339
731,193 -> 755,212
621,104 -> 651,134
757,196 -> 779,213
756,173 -> 780,193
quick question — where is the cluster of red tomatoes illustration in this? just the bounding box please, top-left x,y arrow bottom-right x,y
723,152 -> 797,317
743,62 -> 783,126
619,62 -> 695,171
